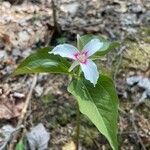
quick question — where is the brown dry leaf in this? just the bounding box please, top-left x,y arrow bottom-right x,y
62,141 -> 76,150
0,101 -> 24,120
0,33 -> 11,45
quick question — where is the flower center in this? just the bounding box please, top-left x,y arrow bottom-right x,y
75,52 -> 87,64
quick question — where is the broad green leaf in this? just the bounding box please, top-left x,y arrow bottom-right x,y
15,139 -> 25,150
78,35 -> 119,57
13,47 -> 71,75
68,74 -> 119,150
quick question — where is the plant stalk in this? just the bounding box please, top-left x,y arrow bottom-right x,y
76,102 -> 80,150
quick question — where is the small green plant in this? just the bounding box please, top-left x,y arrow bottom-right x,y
14,34 -> 119,150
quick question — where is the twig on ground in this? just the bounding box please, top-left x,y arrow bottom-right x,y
130,110 -> 147,150
105,28 -> 116,39
119,104 -> 147,150
85,130 -> 100,149
51,0 -> 61,34
113,46 -> 126,82
117,46 -> 126,56
8,75 -> 37,150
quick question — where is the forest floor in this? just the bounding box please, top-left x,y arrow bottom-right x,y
0,0 -> 150,150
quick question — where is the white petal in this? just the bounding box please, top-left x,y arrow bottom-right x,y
80,59 -> 99,86
49,44 -> 78,59
82,39 -> 103,57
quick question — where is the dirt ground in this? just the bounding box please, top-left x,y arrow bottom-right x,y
0,0 -> 150,149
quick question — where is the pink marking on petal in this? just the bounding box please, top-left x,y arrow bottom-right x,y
74,51 -> 88,64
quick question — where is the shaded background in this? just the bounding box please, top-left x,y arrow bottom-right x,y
0,0 -> 150,149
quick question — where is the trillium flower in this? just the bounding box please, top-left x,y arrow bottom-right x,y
49,37 -> 103,86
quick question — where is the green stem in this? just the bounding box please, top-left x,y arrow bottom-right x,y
76,102 -> 80,150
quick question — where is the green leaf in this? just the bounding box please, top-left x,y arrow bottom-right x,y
77,34 -> 84,50
68,74 -> 119,150
79,34 -> 119,57
15,139 -> 25,150
13,47 -> 71,75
